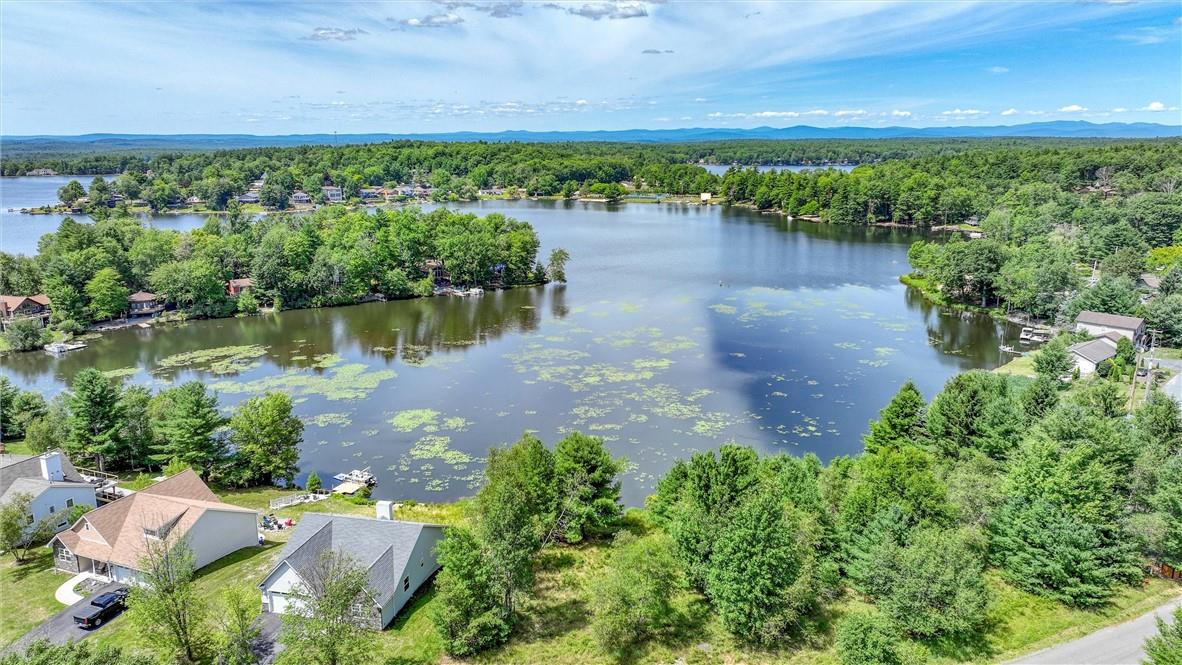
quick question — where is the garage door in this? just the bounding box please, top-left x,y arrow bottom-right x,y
269,591 -> 290,614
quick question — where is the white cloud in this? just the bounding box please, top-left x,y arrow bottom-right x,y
553,2 -> 648,20
941,108 -> 987,116
890,109 -> 912,117
985,66 -> 1009,74
752,110 -> 800,118
693,97 -> 708,103
396,13 -> 464,28
801,109 -> 829,116
1111,107 -> 1128,113
1000,108 -> 1019,116
834,109 -> 867,116
305,27 -> 368,41
575,99 -> 589,105
1058,104 -> 1087,112
1141,101 -> 1167,111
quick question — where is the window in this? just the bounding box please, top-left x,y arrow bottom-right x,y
48,505 -> 55,514
402,577 -> 410,592
66,499 -> 74,508
25,514 -> 34,525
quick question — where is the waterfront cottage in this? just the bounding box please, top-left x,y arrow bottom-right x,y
128,291 -> 163,316
321,186 -> 343,203
291,190 -> 312,204
50,470 -> 257,583
237,192 -> 260,204
227,278 -> 254,296
258,513 -> 445,628
0,451 -> 96,533
1074,310 -> 1145,345
0,294 -> 51,330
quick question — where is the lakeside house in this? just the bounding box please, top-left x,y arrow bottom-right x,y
1069,336 -> 1119,376
258,512 -> 444,627
128,291 -> 163,316
424,259 -> 450,286
237,192 -> 260,204
1074,310 -> 1145,345
0,294 -> 51,330
359,188 -> 381,200
185,195 -> 203,206
291,190 -> 312,205
1139,272 -> 1162,292
50,470 -> 258,584
321,186 -> 343,203
227,278 -> 254,296
0,450 -> 97,533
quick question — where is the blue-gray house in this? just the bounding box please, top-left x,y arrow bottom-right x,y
258,513 -> 445,628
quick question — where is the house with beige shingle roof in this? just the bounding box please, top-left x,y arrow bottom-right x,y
50,469 -> 257,583
0,450 -> 96,533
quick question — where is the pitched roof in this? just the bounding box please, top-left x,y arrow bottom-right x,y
1140,273 -> 1162,289
1076,310 -> 1144,331
228,278 -> 253,288
1069,338 -> 1118,365
264,514 -> 443,610
1097,331 -> 1124,346
128,291 -> 157,302
52,469 -> 253,570
0,451 -> 87,503
0,294 -> 50,316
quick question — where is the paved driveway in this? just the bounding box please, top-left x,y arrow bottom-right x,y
1,582 -> 127,657
1010,596 -> 1182,664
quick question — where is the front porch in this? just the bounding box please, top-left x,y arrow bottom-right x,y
52,543 -> 112,581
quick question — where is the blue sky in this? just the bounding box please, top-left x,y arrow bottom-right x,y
2,1 -> 1179,134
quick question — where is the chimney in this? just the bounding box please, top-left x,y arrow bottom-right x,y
375,500 -> 394,520
40,452 -> 64,481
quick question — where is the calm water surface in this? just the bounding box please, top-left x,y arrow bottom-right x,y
1,184 -> 1016,504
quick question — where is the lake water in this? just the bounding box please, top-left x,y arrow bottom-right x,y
1,176 -> 209,256
0,191 -> 1020,505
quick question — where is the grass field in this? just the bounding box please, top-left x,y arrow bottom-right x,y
0,550 -> 69,647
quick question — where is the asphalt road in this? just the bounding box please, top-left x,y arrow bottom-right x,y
2,582 -> 127,657
1010,596 -> 1181,664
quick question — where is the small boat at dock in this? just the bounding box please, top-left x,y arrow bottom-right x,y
44,341 -> 87,355
332,467 -> 377,495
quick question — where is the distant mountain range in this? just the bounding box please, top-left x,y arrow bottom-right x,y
4,121 -> 1179,154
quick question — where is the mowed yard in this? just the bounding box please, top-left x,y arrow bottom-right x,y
3,488 -> 1180,664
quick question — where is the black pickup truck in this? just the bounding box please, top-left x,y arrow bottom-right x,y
72,587 -> 129,629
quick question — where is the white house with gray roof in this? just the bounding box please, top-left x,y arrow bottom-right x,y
0,450 -> 96,533
1075,311 -> 1145,345
258,513 -> 445,628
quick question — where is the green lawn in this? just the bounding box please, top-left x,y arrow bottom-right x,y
0,550 -> 69,647
1153,347 -> 1182,360
0,439 -> 37,456
992,354 -> 1036,378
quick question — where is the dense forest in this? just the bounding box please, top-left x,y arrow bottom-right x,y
0,206 -> 558,346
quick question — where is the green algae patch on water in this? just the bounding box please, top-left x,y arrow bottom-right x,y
155,344 -> 269,375
306,412 -> 352,427
389,409 -> 442,433
709,303 -> 738,315
102,367 -> 139,380
211,362 -> 395,401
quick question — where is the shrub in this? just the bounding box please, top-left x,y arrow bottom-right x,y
835,610 -> 905,665
590,532 -> 681,655
305,471 -> 321,492
3,319 -> 47,351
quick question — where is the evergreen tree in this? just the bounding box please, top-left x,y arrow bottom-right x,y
66,368 -> 125,470
551,432 -> 622,542
864,380 -> 925,453
590,533 -> 681,655
433,527 -> 510,656
926,370 -> 1021,459
150,382 -> 227,475
706,484 -> 818,645
1160,267 -> 1182,297
873,527 -> 989,638
1143,605 -> 1182,665
844,504 -> 910,595
1020,376 -> 1060,420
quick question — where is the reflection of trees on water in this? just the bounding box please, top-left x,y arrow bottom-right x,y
904,287 -> 1009,369
0,286 -> 554,388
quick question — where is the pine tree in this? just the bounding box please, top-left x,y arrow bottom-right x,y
551,432 -> 622,542
150,381 -> 227,475
864,380 -> 925,453
66,368 -> 126,470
